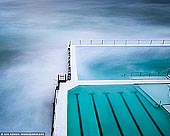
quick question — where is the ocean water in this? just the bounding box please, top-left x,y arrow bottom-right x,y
0,0 -> 170,135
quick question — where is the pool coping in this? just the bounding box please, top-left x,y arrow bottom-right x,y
78,80 -> 170,85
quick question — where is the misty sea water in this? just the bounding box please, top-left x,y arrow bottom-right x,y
1,0 -> 170,135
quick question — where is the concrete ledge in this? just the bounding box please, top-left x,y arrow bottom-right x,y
78,80 -> 170,85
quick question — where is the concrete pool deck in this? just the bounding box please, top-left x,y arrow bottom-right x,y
54,43 -> 170,136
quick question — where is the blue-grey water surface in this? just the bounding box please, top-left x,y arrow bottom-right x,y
0,0 -> 170,135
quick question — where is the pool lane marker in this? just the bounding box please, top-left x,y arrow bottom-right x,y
104,93 -> 124,136
90,93 -> 103,136
133,92 -> 164,136
75,93 -> 84,136
119,92 -> 144,136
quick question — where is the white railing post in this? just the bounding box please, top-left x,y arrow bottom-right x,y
90,40 -> 93,45
125,40 -> 127,45
69,41 -> 72,46
138,40 -> 140,44
150,40 -> 152,45
162,40 -> 165,45
102,40 -> 104,45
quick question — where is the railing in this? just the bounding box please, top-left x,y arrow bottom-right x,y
70,40 -> 170,46
122,71 -> 170,78
68,43 -> 71,80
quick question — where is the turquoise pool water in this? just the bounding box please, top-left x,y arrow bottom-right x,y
75,46 -> 170,80
68,85 -> 170,136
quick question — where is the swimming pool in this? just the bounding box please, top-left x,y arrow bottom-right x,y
65,44 -> 170,136
68,85 -> 170,136
75,46 -> 170,80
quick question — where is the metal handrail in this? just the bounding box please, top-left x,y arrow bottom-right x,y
122,71 -> 169,77
70,40 -> 170,46
68,44 -> 71,80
